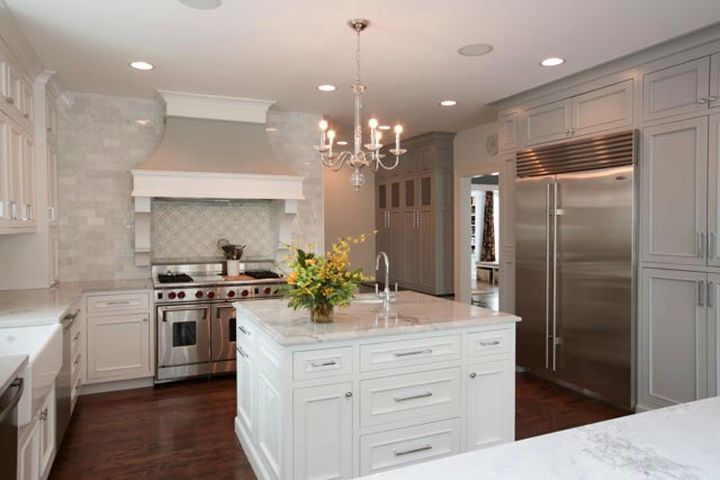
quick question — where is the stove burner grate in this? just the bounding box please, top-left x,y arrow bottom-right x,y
157,273 -> 194,284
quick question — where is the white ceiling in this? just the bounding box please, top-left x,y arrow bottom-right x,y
6,0 -> 720,138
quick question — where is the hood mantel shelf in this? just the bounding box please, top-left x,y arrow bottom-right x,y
131,169 -> 305,200
132,90 -> 305,266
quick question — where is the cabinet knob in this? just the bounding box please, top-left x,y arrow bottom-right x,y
469,372 -> 477,379
345,391 -> 353,398
142,317 -> 148,322
5,96 -> 14,105
698,98 -> 708,105
23,113 -> 29,119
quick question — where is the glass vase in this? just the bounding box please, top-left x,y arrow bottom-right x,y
310,304 -> 335,323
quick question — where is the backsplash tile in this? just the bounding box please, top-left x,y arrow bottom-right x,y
151,199 -> 276,260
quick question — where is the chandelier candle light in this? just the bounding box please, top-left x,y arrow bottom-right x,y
316,19 -> 407,192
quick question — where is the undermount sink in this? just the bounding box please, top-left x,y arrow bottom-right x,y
0,324 -> 62,425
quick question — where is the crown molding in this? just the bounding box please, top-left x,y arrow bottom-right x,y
158,90 -> 276,123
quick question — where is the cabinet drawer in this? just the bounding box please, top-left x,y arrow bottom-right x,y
70,328 -> 81,359
293,347 -> 353,381
71,351 -> 82,381
360,418 -> 461,475
87,292 -> 149,315
360,368 -> 460,428
465,329 -> 510,358
360,335 -> 461,372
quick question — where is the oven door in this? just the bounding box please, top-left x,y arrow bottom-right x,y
157,305 -> 212,368
211,303 -> 237,362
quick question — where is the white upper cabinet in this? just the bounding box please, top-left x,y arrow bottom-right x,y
571,80 -> 634,137
642,57 -> 710,122
498,110 -> 520,151
0,56 -> 33,128
522,99 -> 572,146
0,113 -> 8,221
641,117 -> 708,266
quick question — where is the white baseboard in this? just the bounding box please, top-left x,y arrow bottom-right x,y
79,377 -> 154,395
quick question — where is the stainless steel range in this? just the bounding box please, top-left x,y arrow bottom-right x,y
152,261 -> 285,383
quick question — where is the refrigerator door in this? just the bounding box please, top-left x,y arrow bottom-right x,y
516,175 -> 555,374
554,166 -> 634,408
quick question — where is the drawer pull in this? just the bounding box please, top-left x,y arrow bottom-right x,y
479,340 -> 501,347
394,444 -> 433,457
393,348 -> 432,358
310,360 -> 337,368
394,391 -> 433,402
73,332 -> 80,341
238,325 -> 250,336
236,345 -> 248,359
106,300 -> 132,306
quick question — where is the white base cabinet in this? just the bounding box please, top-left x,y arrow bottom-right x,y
234,311 -> 516,480
17,387 -> 55,480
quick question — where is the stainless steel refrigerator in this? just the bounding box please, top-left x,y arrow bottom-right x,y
515,130 -> 635,409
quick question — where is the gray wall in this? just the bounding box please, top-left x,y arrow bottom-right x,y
57,92 -> 323,281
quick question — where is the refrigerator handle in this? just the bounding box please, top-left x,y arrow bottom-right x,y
552,182 -> 559,372
545,183 -> 551,370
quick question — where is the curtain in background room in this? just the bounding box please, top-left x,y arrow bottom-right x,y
480,191 -> 495,262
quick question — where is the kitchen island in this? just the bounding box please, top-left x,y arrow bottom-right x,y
359,396 -> 720,480
233,291 -> 520,480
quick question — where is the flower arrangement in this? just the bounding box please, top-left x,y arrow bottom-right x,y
283,234 -> 370,323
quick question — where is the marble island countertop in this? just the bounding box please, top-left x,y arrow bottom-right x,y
0,279 -> 152,328
361,396 -> 720,480
234,291 -> 520,346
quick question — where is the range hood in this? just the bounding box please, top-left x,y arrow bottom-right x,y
132,90 -> 304,200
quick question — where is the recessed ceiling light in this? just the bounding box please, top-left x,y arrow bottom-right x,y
265,127 -> 278,132
129,61 -> 154,71
378,125 -> 391,131
439,100 -> 458,107
540,57 -> 565,67
458,43 -> 493,57
177,0 -> 223,9
337,140 -> 348,146
317,84 -> 337,92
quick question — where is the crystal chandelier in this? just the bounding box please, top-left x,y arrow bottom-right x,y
316,19 -> 406,192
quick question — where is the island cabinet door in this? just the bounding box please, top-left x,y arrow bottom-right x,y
236,343 -> 254,438
293,382 -> 353,480
464,360 -> 514,451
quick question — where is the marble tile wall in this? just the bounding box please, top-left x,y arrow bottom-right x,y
57,92 -> 324,281
151,199 -> 276,260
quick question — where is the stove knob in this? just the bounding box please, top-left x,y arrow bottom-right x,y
178,291 -> 186,299
168,292 -> 176,300
228,290 -> 236,298
207,291 -> 215,299
241,289 -> 250,297
195,291 -> 204,299
264,287 -> 272,295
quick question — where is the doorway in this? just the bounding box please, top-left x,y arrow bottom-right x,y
470,174 -> 500,310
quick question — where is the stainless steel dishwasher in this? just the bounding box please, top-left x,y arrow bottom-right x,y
0,376 -> 24,478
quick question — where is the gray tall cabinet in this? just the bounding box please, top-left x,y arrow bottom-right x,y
494,26 -> 720,412
375,132 -> 454,295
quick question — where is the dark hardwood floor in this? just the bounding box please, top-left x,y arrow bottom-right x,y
50,373 -> 629,480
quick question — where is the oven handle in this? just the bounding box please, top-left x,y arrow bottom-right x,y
159,305 -> 210,322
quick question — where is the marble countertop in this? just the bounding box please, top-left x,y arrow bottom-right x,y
234,291 -> 520,346
0,279 -> 152,328
361,396 -> 720,480
0,354 -> 27,396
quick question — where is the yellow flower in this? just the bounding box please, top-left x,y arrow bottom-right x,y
306,258 -> 316,266
287,271 -> 298,285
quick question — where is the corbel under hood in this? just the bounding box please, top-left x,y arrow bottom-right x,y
131,90 -> 304,200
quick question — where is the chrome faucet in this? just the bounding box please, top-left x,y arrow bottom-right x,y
375,251 -> 396,312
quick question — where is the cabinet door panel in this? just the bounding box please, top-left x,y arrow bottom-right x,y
47,142 -> 58,224
8,122 -> 23,220
236,347 -> 254,437
418,209 -> 435,292
641,118 -> 708,266
571,80 -> 633,137
388,210 -> 403,284
87,313 -> 151,381
710,53 -> 720,110
257,372 -> 282,480
643,57 -> 710,121
17,420 -> 40,480
466,360 -> 514,450
499,111 -> 520,151
523,99 -> 571,146
640,268 -> 707,409
709,114 -> 720,266
0,114 -> 8,221
709,274 -> 720,397
22,136 -> 34,222
293,382 -> 353,480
